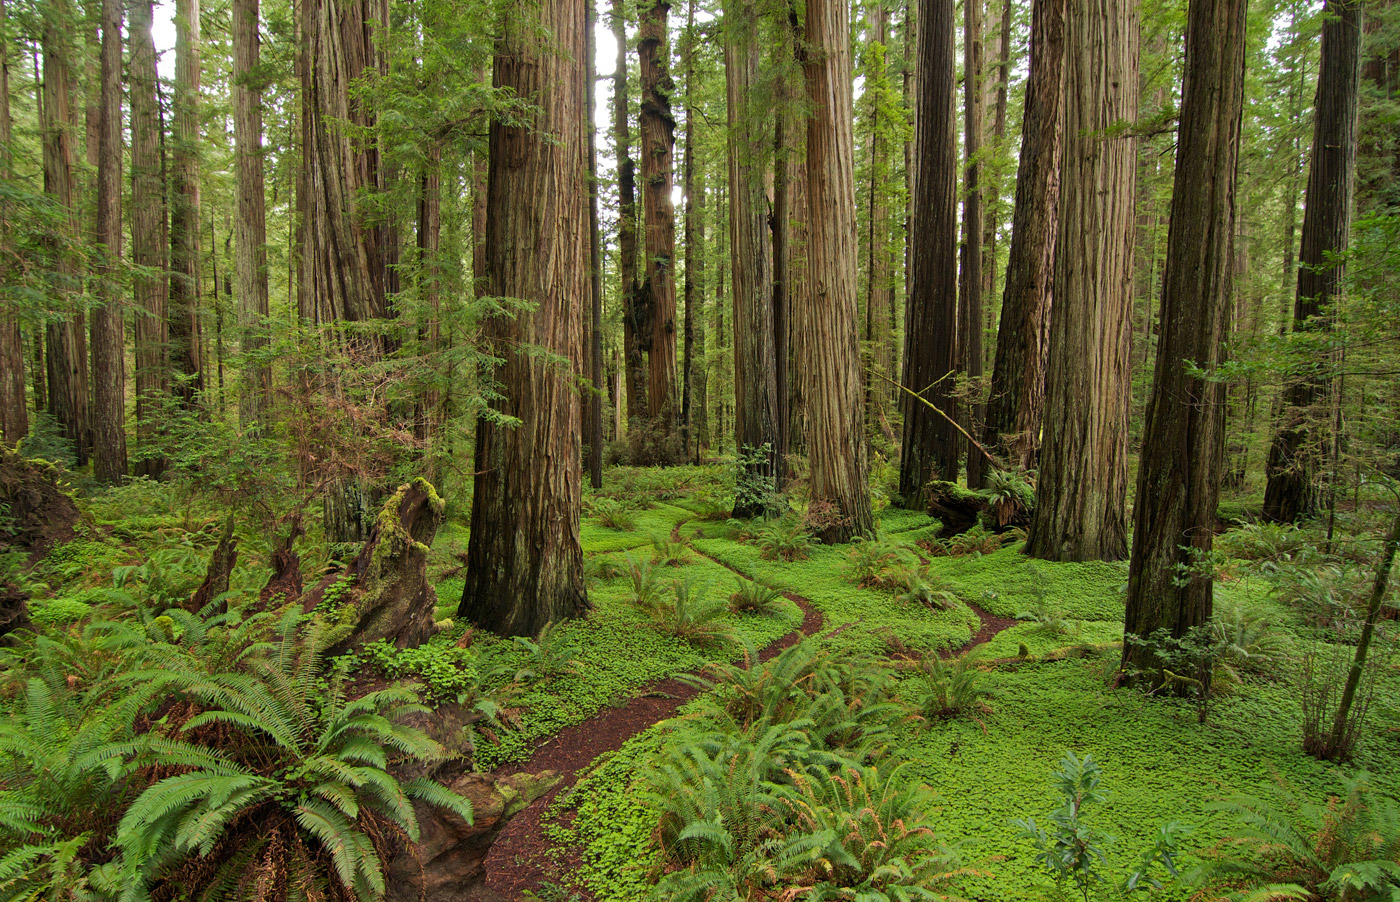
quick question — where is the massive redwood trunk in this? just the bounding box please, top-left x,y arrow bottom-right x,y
0,0 -> 26,447
1123,0 -> 1246,683
1262,0 -> 1363,523
460,0 -> 589,637
899,0 -> 959,508
803,0 -> 874,541
960,0 -> 986,488
1025,0 -> 1137,562
982,0 -> 1064,472
91,0 -> 126,483
169,0 -> 204,405
726,0 -> 780,518
234,0 -> 271,424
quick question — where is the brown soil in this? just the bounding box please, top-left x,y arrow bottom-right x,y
476,533 -> 1016,901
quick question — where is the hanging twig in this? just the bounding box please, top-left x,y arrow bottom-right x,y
872,370 -> 1006,472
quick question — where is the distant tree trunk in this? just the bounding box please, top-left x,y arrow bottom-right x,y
588,0 -> 605,489
234,0 -> 271,425
414,145 -> 443,483
804,0 -> 874,542
1122,0 -> 1245,684
960,0 -> 986,488
899,0 -> 959,508
130,0 -> 168,477
1263,0 -> 1362,523
41,0 -> 89,465
981,0 -> 1011,303
726,0 -> 780,518
90,0 -> 126,483
170,0 -> 204,405
863,0 -> 892,437
612,0 -> 647,427
692,173 -> 709,457
681,0 -> 697,460
640,0 -> 679,449
781,13 -> 805,460
460,0 -> 589,638
0,0 -> 27,447
1025,0 -> 1137,562
982,0 -> 1064,472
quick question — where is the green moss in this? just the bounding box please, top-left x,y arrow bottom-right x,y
29,596 -> 93,626
931,546 -> 1129,622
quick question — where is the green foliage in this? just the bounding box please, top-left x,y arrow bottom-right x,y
625,553 -> 665,613
845,535 -> 919,591
733,443 -> 781,518
584,555 -> 626,582
651,535 -> 693,567
727,578 -> 788,617
647,578 -> 737,649
1014,752 -> 1190,901
753,517 -> 815,562
984,469 -> 1036,528
895,574 -> 961,611
917,650 -> 994,719
926,524 -> 1015,558
1204,772 -> 1400,901
513,620 -> 586,682
589,498 -> 638,531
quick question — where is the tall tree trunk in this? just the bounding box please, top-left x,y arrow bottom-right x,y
780,12 -> 805,461
415,145 -> 443,481
980,0 -> 1011,302
91,0 -> 126,482
587,0 -> 605,489
863,0 -> 892,438
1025,0 -> 1138,562
612,0 -> 647,428
727,0 -> 780,517
41,0 -> 89,465
804,0 -> 874,541
960,0 -> 986,488
1263,0 -> 1362,523
460,0 -> 589,637
170,0 -> 204,404
235,0 -> 271,425
898,0 -> 958,508
130,0 -> 168,477
681,0 -> 700,462
982,0 -> 1064,472
640,0 -> 679,449
1122,0 -> 1245,684
692,172 -> 709,457
0,0 -> 26,447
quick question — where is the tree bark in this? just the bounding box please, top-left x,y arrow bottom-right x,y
803,0 -> 874,541
681,0 -> 699,461
640,0 -> 679,449
960,0 -> 986,488
862,0 -> 893,438
726,0 -> 780,517
460,0 -> 589,637
41,0 -> 89,465
612,0 -> 647,427
899,0 -> 959,508
234,0 -> 271,425
1025,0 -> 1137,562
1121,0 -> 1245,683
588,0 -> 605,489
0,0 -> 26,447
170,0 -> 204,405
91,0 -> 126,483
1262,0 -> 1363,523
982,0 -> 1064,472
130,0 -> 168,477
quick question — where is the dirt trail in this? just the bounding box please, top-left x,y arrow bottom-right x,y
476,526 -> 1015,901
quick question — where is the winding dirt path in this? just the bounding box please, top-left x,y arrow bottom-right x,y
474,528 -> 1016,901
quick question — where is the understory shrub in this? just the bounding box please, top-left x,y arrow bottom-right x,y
753,517 -> 814,562
648,578 -> 737,648
917,649 -> 994,719
728,578 -> 787,617
844,535 -> 919,591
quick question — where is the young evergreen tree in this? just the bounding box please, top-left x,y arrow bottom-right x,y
982,0 -> 1064,473
90,0 -> 126,483
1262,0 -> 1363,523
1122,0 -> 1246,684
1025,0 -> 1138,562
460,0 -> 590,637
899,0 -> 959,509
804,0 -> 874,541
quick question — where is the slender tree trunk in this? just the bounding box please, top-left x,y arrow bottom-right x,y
1122,0 -> 1245,683
90,0 -> 126,482
727,0 -> 780,517
130,0 -> 168,476
414,145 -> 443,481
640,0 -> 679,450
1263,0 -> 1363,523
170,0 -> 204,404
681,0 -> 697,461
1025,0 -> 1138,562
804,0 -> 874,541
781,12 -> 806,460
982,0 -> 1064,472
961,0 -> 986,488
42,0 -> 89,465
612,0 -> 646,430
235,0 -> 271,425
981,0 -> 1011,303
586,1 -> 605,489
0,0 -> 26,447
461,0 -> 589,637
863,0 -> 891,437
899,0 -> 959,508
692,173 -> 709,458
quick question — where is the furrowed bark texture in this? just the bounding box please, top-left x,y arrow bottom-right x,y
1025,0 -> 1137,562
235,0 -> 271,424
612,0 -> 647,425
91,0 -> 126,482
960,0 -> 986,488
0,0 -> 26,446
170,0 -> 204,403
640,0 -> 679,441
460,0 -> 589,637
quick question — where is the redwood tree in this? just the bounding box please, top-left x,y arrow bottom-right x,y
982,0 -> 1065,472
1262,0 -> 1363,523
170,0 -> 204,403
640,0 -> 680,447
803,0 -> 874,541
91,0 -> 126,482
460,0 -> 589,637
960,0 -> 986,488
612,0 -> 647,425
1122,0 -> 1246,682
899,0 -> 959,508
1025,0 -> 1138,562
234,0 -> 271,424
0,0 -> 26,447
